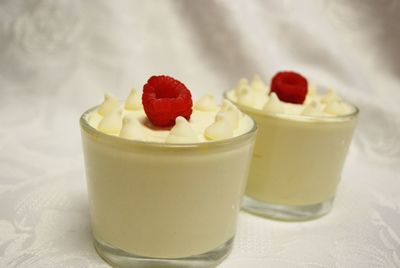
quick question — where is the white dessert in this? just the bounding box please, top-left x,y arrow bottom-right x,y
225,75 -> 358,208
81,91 -> 256,258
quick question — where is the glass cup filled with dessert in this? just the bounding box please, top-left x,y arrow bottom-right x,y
80,75 -> 257,267
224,71 -> 358,221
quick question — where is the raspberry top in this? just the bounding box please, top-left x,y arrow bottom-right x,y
270,71 -> 308,104
142,75 -> 193,127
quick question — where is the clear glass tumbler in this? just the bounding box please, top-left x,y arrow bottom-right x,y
225,92 -> 358,221
80,107 -> 257,268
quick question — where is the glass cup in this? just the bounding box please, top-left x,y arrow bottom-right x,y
80,106 -> 257,268
224,92 -> 358,221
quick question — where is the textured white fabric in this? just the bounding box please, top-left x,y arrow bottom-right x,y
0,0 -> 399,267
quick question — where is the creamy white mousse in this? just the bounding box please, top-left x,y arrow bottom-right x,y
225,75 -> 358,216
226,75 -> 355,117
86,93 -> 254,143
80,89 -> 257,259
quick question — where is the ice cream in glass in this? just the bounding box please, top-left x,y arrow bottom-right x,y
225,71 -> 358,221
80,75 -> 256,267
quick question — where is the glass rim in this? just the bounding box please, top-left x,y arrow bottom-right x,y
80,106 -> 258,149
223,90 -> 359,123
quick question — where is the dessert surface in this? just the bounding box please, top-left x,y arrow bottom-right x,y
226,72 -> 356,118
86,75 -> 254,143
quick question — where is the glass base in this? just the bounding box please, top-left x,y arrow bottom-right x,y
242,195 -> 334,221
94,236 -> 233,268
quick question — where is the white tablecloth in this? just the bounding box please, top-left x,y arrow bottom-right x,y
1,1 -> 399,267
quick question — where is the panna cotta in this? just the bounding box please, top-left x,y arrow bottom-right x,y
80,75 -> 256,267
225,72 -> 358,221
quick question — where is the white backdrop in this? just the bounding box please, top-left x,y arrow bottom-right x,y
0,0 -> 399,267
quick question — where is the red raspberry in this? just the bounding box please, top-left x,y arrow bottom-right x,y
142,75 -> 193,127
270,71 -> 308,104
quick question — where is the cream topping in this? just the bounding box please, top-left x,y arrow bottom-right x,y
302,101 -> 323,116
205,113 -> 233,141
119,114 -> 146,141
166,117 -> 199,143
125,89 -> 142,111
321,89 -> 341,104
237,86 -> 256,107
86,94 -> 254,143
227,76 -> 356,117
219,100 -> 242,129
262,92 -> 285,113
194,94 -> 219,111
98,93 -> 119,116
98,108 -> 123,135
250,74 -> 267,93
